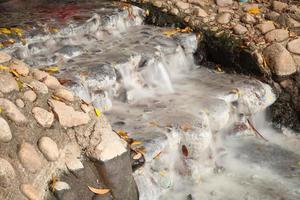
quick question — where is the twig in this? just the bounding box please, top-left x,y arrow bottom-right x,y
247,118 -> 268,142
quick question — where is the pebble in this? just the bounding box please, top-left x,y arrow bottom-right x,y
292,54 -> 300,71
263,43 -> 297,76
54,88 -> 74,102
0,158 -> 15,187
0,73 -> 19,93
241,13 -> 256,24
16,98 -> 25,108
23,90 -> 37,102
54,181 -> 70,191
43,75 -> 61,90
8,59 -> 29,76
38,137 -> 59,161
272,1 -> 288,12
196,7 -> 208,17
153,0 -> 163,8
233,24 -> 248,35
176,1 -> 190,10
20,184 -> 39,200
256,21 -> 275,34
66,157 -> 84,172
265,29 -> 289,42
217,13 -> 231,24
0,52 -> 12,64
0,117 -> 12,142
32,107 -> 54,128
216,0 -> 233,7
30,80 -> 48,94
32,69 -> 48,81
18,142 -> 43,173
0,98 -> 27,124
287,39 -> 300,55
48,99 -> 90,128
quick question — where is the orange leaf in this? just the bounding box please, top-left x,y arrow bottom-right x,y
88,186 -> 110,195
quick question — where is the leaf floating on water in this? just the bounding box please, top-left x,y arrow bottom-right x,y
247,8 -> 260,14
182,145 -> 189,157
0,28 -> 11,34
88,186 -> 110,195
94,108 -> 102,117
117,130 -> 129,139
42,66 -> 60,74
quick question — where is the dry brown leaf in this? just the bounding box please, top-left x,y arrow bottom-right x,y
133,152 -> 142,160
88,186 -> 110,195
182,145 -> 188,157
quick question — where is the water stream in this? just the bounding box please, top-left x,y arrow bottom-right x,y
1,1 -> 300,199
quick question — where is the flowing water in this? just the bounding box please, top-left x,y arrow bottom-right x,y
1,1 -> 300,199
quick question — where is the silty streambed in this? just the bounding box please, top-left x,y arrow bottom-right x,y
1,0 -> 300,199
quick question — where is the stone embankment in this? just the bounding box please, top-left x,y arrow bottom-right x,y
124,0 -> 300,131
0,52 -> 137,200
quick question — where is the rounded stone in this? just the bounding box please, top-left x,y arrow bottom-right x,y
233,24 -> 247,35
20,184 -> 39,200
38,137 -> 59,161
32,107 -> 54,128
8,59 -> 29,76
0,117 -> 12,142
30,80 -> 48,94
54,88 -> 74,102
16,98 -> 25,108
18,142 -> 43,173
287,39 -> 300,55
216,0 -> 233,7
0,52 -> 12,64
217,12 -> 231,24
0,98 -> 27,124
31,69 -> 48,81
23,90 -> 37,102
0,158 -> 15,187
265,29 -> 289,42
0,73 -> 19,93
43,75 -> 61,90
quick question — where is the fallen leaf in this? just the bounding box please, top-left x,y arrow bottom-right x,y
131,140 -> 142,146
10,69 -> 20,77
0,65 -> 9,70
0,28 -> 11,34
145,9 -> 150,16
0,107 -> 2,113
153,151 -> 162,159
215,65 -> 223,72
94,108 -> 101,117
42,66 -> 60,73
159,170 -> 167,177
117,130 -> 129,139
182,145 -> 188,157
149,120 -> 159,126
16,79 -> 24,89
88,186 -> 110,195
247,8 -> 260,14
135,146 -> 147,154
50,175 -> 57,192
51,95 -> 63,101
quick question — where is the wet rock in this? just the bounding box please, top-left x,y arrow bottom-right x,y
18,142 -> 43,173
266,11 -> 280,21
217,13 -> 231,24
43,75 -> 61,90
241,13 -> 256,24
0,158 -> 15,187
265,29 -> 289,42
48,99 -> 90,128
216,0 -> 233,7
8,59 -> 29,76
20,184 -> 39,200
0,98 -> 27,124
38,136 -> 59,161
272,1 -> 288,12
257,21 -> 275,34
23,90 -> 37,102
0,117 -> 12,142
30,80 -> 48,94
16,98 -> 25,108
32,107 -> 54,128
287,39 -> 300,55
0,73 -> 19,93
53,181 -> 71,200
176,2 -> 190,10
263,43 -> 297,76
54,88 -> 74,102
55,45 -> 83,59
31,69 -> 48,81
233,24 -> 247,35
0,52 -> 11,63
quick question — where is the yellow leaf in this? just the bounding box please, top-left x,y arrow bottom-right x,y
163,29 -> 179,37
10,69 -> 20,77
0,107 -> 2,113
94,108 -> 101,117
0,28 -> 11,34
133,152 -> 142,160
10,27 -> 23,34
153,151 -> 162,159
51,95 -> 63,101
247,8 -> 260,14
16,79 -> 24,89
0,43 -> 3,48
117,130 -> 129,139
215,65 -> 223,73
131,140 -> 142,146
145,9 -> 150,16
42,66 -> 60,73
50,175 -> 57,192
88,186 -> 110,195
0,65 -> 9,70
159,170 -> 167,177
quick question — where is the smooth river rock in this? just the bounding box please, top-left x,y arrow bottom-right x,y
32,107 -> 54,128
18,142 -> 43,173
0,73 -> 19,93
0,52 -> 12,63
30,80 -> 48,94
54,88 -> 74,102
263,43 -> 297,76
38,136 -> 59,161
23,90 -> 37,102
0,158 -> 15,188
20,184 -> 39,200
265,29 -> 289,42
0,98 -> 27,124
287,39 -> 300,55
8,59 -> 29,76
0,117 -> 12,142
